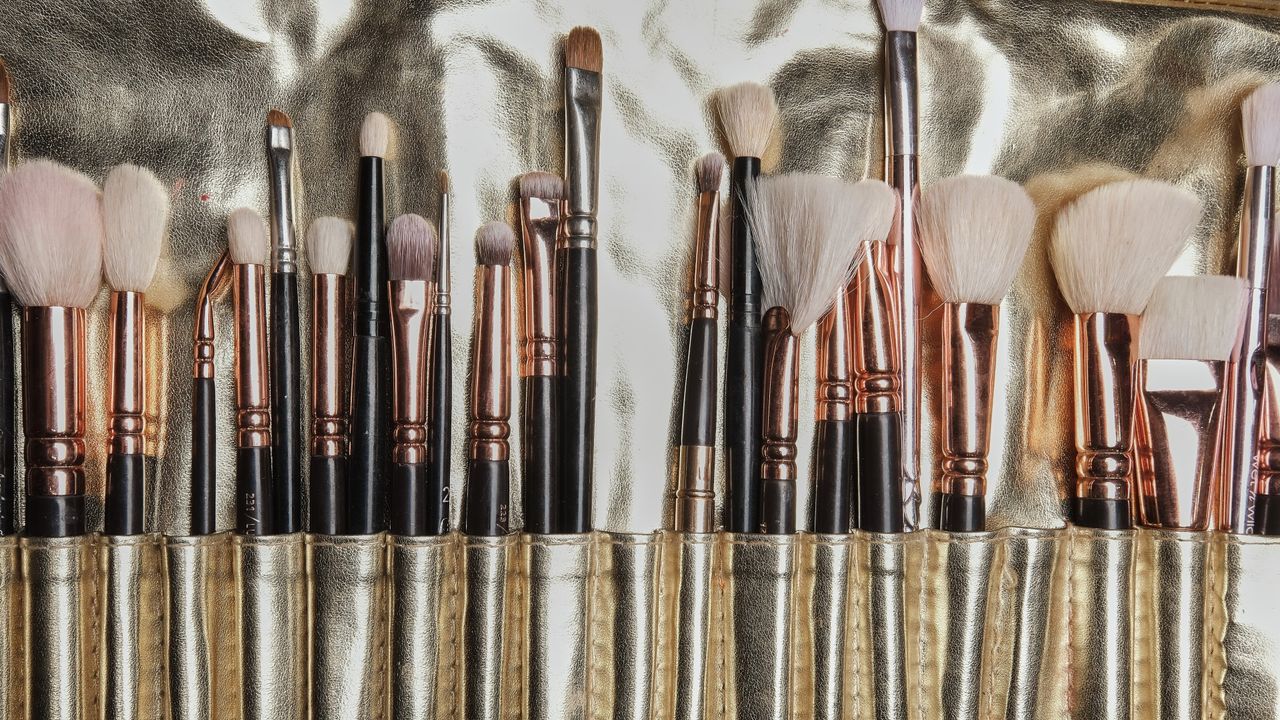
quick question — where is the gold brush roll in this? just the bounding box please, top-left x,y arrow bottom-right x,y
308,534 -> 388,720
389,534 -> 459,720
165,533 -> 237,720
235,533 -> 308,720
23,534 -> 99,720
460,534 -> 520,720
724,534 -> 798,720
100,534 -> 166,720
0,537 -> 19,720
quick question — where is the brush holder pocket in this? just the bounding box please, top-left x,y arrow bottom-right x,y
1132,529 -> 1211,720
1065,527 -> 1136,720
0,536 -> 22,720
165,533 -> 236,720
665,531 -> 719,720
854,531 -> 913,720
99,534 -> 166,720
1213,533 -> 1280,719
388,533 -> 460,720
799,533 -> 856,720
522,533 -> 595,720
721,533 -> 798,720
308,533 -> 389,720
23,534 -> 99,720
459,534 -> 520,720
597,531 -> 664,720
235,532 -> 308,720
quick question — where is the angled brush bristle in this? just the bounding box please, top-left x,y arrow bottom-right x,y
564,26 -> 603,73
102,164 -> 169,292
519,171 -> 565,200
1139,275 -> 1248,361
0,159 -> 104,308
875,0 -> 925,31
1242,83 -> 1280,167
387,213 -> 437,282
267,108 -> 292,129
227,208 -> 270,266
747,175 -> 895,333
0,58 -> 10,103
919,175 -> 1036,305
1051,179 -> 1200,315
475,221 -> 515,266
306,216 -> 354,275
715,82 -> 778,160
695,153 -> 725,194
360,112 -> 390,158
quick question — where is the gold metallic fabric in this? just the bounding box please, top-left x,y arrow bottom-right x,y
799,534 -> 857,720
388,534 -> 459,720
1134,530 -> 1211,720
99,534 -> 166,720
1213,534 -> 1280,720
1066,528 -> 1135,720
523,534 -> 594,720
235,533 -> 308,720
22,535 -> 98,720
459,534 -> 519,720
165,534 -> 237,720
722,534 -> 797,720
596,532 -> 663,720
664,532 -> 718,720
856,533 -> 912,720
0,537 -> 22,720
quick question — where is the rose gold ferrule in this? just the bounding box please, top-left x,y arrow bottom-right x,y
471,265 -> 512,463
193,251 -> 231,380
853,241 -> 902,414
760,307 -> 800,483
233,263 -> 271,449
390,280 -> 431,465
108,291 -> 146,456
1072,312 -> 1136,503
675,444 -> 715,533
689,190 -> 720,321
312,274 -> 349,458
22,307 -> 87,497
1257,355 -> 1280,497
816,285 -> 854,422
937,302 -> 998,498
519,196 -> 560,377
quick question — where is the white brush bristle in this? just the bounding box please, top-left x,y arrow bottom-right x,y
1139,275 -> 1248,361
145,254 -> 190,314
0,159 -> 104,308
876,0 -> 925,31
747,175 -> 895,334
919,175 -> 1036,305
715,82 -> 778,160
306,217 -> 354,275
1243,83 -> 1280,167
518,171 -> 564,200
227,208 -> 270,266
102,164 -> 169,292
387,214 -> 437,282
360,112 -> 390,158
475,221 -> 515,266
695,153 -> 725,194
1050,179 -> 1200,315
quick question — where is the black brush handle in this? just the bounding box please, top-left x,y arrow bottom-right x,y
1073,497 -> 1131,531
857,411 -> 904,534
389,462 -> 428,536
104,453 -> 144,536
1256,493 -> 1280,535
26,496 -> 85,538
938,492 -> 985,533
679,318 -> 717,447
190,376 -> 217,535
270,271 -> 302,534
726,156 -> 763,534
558,246 -> 596,533
426,311 -> 452,535
0,291 -> 14,536
236,446 -> 273,536
464,459 -> 510,537
812,419 -> 855,534
760,478 -> 795,534
522,375 -> 557,534
309,455 -> 347,535
350,155 -> 389,535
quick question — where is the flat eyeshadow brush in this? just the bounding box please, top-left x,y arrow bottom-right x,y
427,171 -> 452,535
0,59 -> 14,536
191,251 -> 231,535
307,217 -> 354,535
517,171 -> 563,534
102,164 -> 169,536
463,222 -> 515,536
559,26 -> 603,533
1050,179 -> 1200,530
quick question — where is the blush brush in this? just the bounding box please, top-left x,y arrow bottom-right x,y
307,217 -> 354,535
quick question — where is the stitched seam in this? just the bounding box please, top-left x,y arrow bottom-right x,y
916,533 -> 931,720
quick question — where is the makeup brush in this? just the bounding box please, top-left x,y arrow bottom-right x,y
675,154 -> 723,534
714,81 -> 778,534
917,175 -> 1035,532
1258,342 -> 1280,534
518,171 -> 563,534
1135,276 -> 1247,531
0,59 -> 15,536
308,217 -> 354,535
351,111 -> 391,535
228,208 -> 275,536
387,213 -> 438,537
812,286 -> 855,534
746,175 -> 892,534
559,26 -> 602,534
191,251 -> 231,535
101,164 -> 169,536
464,222 -> 515,536
428,170 -> 453,536
1050,179 -> 1199,530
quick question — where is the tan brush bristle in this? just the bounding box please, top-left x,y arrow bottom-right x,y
715,82 -> 778,161
564,26 -> 603,73
360,112 -> 390,158
695,153 -> 725,194
387,213 -> 437,282
438,170 -> 450,193
306,217 -> 354,276
267,108 -> 292,128
1242,83 -> 1280,167
102,164 -> 170,293
227,208 -> 270,266
1139,275 -> 1249,362
0,58 -> 10,103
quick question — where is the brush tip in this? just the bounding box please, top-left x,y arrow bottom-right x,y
0,58 -> 10,103
1139,275 -> 1249,361
564,26 -> 603,73
519,171 -> 565,201
715,82 -> 779,160
875,0 -> 925,31
306,216 -> 354,275
475,221 -> 515,266
227,208 -> 270,266
438,170 -> 450,193
387,213 -> 437,282
695,153 -> 725,194
267,108 -> 293,129
360,111 -> 391,158
102,164 -> 170,292
1243,83 -> 1280,166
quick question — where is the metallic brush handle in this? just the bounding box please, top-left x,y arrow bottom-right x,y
191,252 -> 230,535
22,307 -> 87,537
726,156 -> 764,534
390,281 -> 430,535
937,303 -> 997,532
0,290 -> 15,535
759,308 -> 799,535
813,288 -> 854,533
350,155 -> 388,535
105,291 -> 146,536
1072,312 -> 1136,530
1256,353 -> 1280,534
311,273 -> 348,535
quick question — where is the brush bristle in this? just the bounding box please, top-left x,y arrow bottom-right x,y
519,171 -> 565,200
267,108 -> 292,129
387,214 -> 437,282
145,254 -> 190,314
1050,179 -> 1200,315
1242,83 -> 1280,167
438,170 -> 450,193
564,26 -> 603,73
919,175 -> 1036,305
227,208 -> 270,266
747,175 -> 895,334
360,112 -> 390,158
475,221 -> 515,266
102,164 -> 169,292
0,58 -> 10,103
695,153 -> 725,194
715,82 -> 778,160
1139,275 -> 1248,361
0,160 -> 104,308
306,217 -> 354,275
875,0 -> 925,31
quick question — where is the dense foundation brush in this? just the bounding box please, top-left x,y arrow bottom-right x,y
307,217 -> 354,535
428,171 -> 453,535
0,60 -> 14,535
191,252 -> 231,535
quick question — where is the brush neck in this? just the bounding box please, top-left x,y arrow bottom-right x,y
883,31 -> 919,159
108,291 -> 146,456
1072,312 -> 1136,504
816,286 -> 854,421
22,306 -> 87,499
312,274 -> 348,458
563,66 -> 601,250
939,302 -> 997,497
730,156 -> 762,317
390,280 -> 430,465
233,264 -> 271,449
355,156 -> 387,338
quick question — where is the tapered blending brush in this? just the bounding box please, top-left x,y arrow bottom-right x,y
714,81 -> 778,534
428,170 -> 453,535
191,251 -> 231,535
1050,179 -> 1200,530
0,160 -> 103,537
746,175 -> 893,534
101,164 -> 169,536
228,208 -> 275,536
559,26 -> 602,533
517,171 -> 563,534
918,175 -> 1035,532
0,59 -> 15,535
464,222 -> 515,536
351,111 -> 391,534
675,154 -> 723,533
308,217 -> 354,535
387,214 -> 438,536
1135,276 -> 1247,531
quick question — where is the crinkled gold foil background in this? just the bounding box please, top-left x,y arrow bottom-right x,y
0,0 -> 1277,534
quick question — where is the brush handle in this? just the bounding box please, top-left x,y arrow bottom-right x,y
1256,494 -> 1280,535
938,492 -> 985,533
0,291 -> 14,536
309,455 -> 347,535
190,376 -> 216,535
759,478 -> 795,535
350,155 -> 389,535
675,317 -> 718,533
236,446 -> 273,536
389,462 -> 429,536
557,245 -> 596,533
426,310 -> 452,535
26,496 -> 84,538
857,411 -> 904,534
463,459 -> 510,537
522,375 -> 557,534
269,271 -> 301,534
104,453 -> 144,536
812,419 -> 855,534
1073,497 -> 1131,531
726,156 -> 763,534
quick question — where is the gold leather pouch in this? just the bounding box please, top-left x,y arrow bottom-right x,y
309,533 -> 389,720
100,534 -> 166,720
388,533 -> 460,720
0,536 -> 23,720
798,533 -> 856,720
1065,527 -> 1135,720
522,533 -> 595,720
1211,533 -> 1280,720
1133,529 -> 1210,720
165,533 -> 236,720
722,533 -> 798,720
596,532 -> 663,719
853,532 -> 914,720
459,534 -> 519,720
663,531 -> 719,720
235,533 -> 308,720
23,534 -> 99,720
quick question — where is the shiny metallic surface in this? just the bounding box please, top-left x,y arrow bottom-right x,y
598,532 -> 663,720
108,291 -> 147,457
563,67 -> 600,251
800,534 -> 855,720
311,274 -> 348,458
0,538 -> 21,720
388,533 -> 459,720
857,533 -> 910,720
233,264 -> 271,449
854,242 -> 903,416
940,303 -> 997,498
760,308 -> 800,484
234,533 -> 308,720
469,265 -> 511,463
165,533 -> 238,720
668,532 -> 717,720
1072,313 -> 1136,503
674,445 -> 715,533
266,120 -> 298,273
22,307 -> 86,498
518,196 -> 560,378
192,253 -> 230,381
309,534 -> 388,720
722,534 -> 796,720
22,534 -> 98,720
1261,355 -> 1280,496
390,280 -> 430,465
691,191 -> 720,322
1066,527 -> 1134,720
1215,532 -> 1280,719
460,534 -> 519,720
524,534 -> 593,720
100,534 -> 166,720
1134,529 -> 1210,720
438,187 -> 452,303
815,287 -> 854,423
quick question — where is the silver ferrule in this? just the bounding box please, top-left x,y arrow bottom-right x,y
266,123 -> 298,273
883,31 -> 919,158
437,186 -> 452,307
1240,165 -> 1274,290
563,66 -> 602,250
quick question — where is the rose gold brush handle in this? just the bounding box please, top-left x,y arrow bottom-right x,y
310,273 -> 349,534
104,290 -> 146,535
812,288 -> 855,534
937,302 -> 997,532
464,265 -> 512,536
1255,354 -> 1280,534
233,263 -> 273,535
1072,312 -> 1136,530
759,307 -> 799,535
853,241 -> 904,534
389,280 -> 431,537
22,306 -> 87,537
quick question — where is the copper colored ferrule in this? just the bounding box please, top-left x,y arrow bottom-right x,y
22,307 -> 87,498
1072,312 -> 1136,503
470,265 -> 512,463
390,280 -> 431,465
760,307 -> 800,483
193,252 -> 231,380
518,195 -> 560,377
108,291 -> 146,456
233,263 -> 271,449
937,302 -> 998,498
1257,354 -> 1280,497
312,274 -> 349,458
816,285 -> 854,422
675,444 -> 715,533
853,241 -> 902,414
689,190 -> 720,321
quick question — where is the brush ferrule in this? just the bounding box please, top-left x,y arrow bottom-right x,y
390,280 -> 431,465
312,274 -> 348,459
675,444 -> 715,533
1257,353 -> 1280,498
233,264 -> 271,449
193,252 -> 231,380
853,241 -> 902,414
519,196 -> 561,377
1072,312 -> 1136,503
1240,165 -> 1274,290
938,302 -> 997,498
438,187 -> 452,303
883,31 -> 919,158
761,307 -> 800,482
886,150 -> 920,527
816,286 -> 854,422
470,265 -> 512,463
266,124 -> 298,273
563,66 -> 601,250
108,291 -> 146,456
690,190 -> 720,321
22,307 -> 86,498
